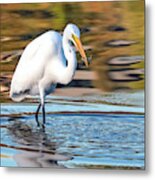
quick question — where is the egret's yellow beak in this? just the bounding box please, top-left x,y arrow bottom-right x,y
72,34 -> 88,67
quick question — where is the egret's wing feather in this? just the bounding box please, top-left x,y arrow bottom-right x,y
19,31 -> 62,64
10,31 -> 62,101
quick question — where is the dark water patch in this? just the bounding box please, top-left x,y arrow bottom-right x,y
19,29 -> 56,41
19,34 -> 34,41
80,27 -> 91,34
107,25 -> 126,32
11,10 -> 54,19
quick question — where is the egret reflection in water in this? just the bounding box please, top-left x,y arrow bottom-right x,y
5,118 -> 72,167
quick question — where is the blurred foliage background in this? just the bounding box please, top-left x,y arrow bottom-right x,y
0,1 -> 144,102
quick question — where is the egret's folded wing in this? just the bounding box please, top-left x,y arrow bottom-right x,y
10,31 -> 62,101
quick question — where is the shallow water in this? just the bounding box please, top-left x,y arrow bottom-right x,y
1,93 -> 144,169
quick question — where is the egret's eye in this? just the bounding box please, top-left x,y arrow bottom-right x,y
69,40 -> 74,47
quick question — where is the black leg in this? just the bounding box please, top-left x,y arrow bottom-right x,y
35,103 -> 41,127
42,104 -> 46,129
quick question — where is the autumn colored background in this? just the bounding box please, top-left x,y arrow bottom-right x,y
1,1 -> 144,102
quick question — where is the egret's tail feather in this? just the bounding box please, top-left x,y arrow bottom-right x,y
10,89 -> 30,102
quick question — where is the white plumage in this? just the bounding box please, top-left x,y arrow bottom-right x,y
10,23 -> 88,127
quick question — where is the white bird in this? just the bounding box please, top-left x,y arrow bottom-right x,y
10,23 -> 88,128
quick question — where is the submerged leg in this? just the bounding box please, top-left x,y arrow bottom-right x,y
38,81 -> 46,129
42,104 -> 46,129
35,103 -> 41,127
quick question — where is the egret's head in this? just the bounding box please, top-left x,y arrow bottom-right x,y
64,23 -> 88,67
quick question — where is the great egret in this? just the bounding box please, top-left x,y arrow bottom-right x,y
10,23 -> 88,127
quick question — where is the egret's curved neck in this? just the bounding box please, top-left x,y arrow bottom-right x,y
61,34 -> 77,84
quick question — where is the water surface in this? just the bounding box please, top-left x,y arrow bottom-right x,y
1,95 -> 144,169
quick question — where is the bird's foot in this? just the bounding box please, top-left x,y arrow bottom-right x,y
42,123 -> 45,129
36,121 -> 40,127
